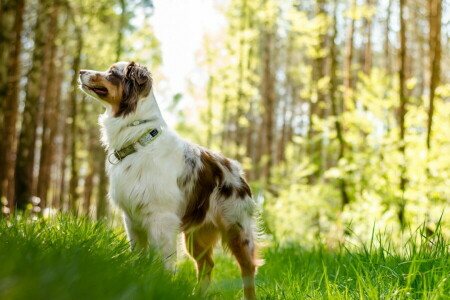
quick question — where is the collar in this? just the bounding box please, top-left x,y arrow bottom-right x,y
108,126 -> 162,165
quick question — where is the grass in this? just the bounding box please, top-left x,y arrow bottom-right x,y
0,215 -> 449,300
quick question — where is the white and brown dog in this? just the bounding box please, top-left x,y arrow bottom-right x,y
79,62 -> 261,299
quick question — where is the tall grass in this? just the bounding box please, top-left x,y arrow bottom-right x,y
1,215 -> 449,299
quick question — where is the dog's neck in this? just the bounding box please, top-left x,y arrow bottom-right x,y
99,90 -> 167,152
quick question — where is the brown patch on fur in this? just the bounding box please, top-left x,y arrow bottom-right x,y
185,224 -> 220,292
236,176 -> 252,199
225,223 -> 257,300
116,62 -> 152,117
89,76 -> 123,108
181,150 -> 224,230
220,157 -> 233,172
219,183 -> 233,198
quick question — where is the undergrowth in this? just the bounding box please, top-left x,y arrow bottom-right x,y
0,215 -> 449,299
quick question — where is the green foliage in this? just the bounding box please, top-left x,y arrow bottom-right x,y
265,67 -> 450,244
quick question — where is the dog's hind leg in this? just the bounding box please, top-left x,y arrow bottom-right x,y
185,223 -> 220,296
225,222 -> 258,300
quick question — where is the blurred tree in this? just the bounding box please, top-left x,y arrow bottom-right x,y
397,0 -> 407,229
0,0 -> 25,211
427,0 -> 442,150
37,0 -> 60,208
15,0 -> 50,210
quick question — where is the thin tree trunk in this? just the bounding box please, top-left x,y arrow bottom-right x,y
206,76 -> 214,148
0,0 -> 25,211
344,0 -> 356,106
116,0 -> 126,62
261,28 -> 275,184
330,0 -> 350,208
69,27 -> 83,213
398,0 -> 408,229
385,0 -> 392,74
37,1 -> 59,208
426,0 -> 442,150
0,0 -> 16,203
363,0 -> 373,74
307,0 -> 327,184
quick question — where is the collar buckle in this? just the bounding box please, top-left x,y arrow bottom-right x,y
108,151 -> 121,165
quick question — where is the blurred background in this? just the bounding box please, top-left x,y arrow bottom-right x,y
0,0 -> 449,246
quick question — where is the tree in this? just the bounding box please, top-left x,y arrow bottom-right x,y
37,0 -> 60,208
426,0 -> 442,150
330,0 -> 349,208
0,0 -> 25,210
397,0 -> 407,229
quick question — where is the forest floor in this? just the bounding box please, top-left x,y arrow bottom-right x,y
1,215 -> 449,300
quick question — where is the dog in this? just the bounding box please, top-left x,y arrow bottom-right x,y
79,61 -> 261,299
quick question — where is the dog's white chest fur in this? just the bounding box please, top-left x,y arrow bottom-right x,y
99,93 -> 186,228
109,132 -> 186,220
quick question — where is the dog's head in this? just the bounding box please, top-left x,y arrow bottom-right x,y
79,62 -> 152,117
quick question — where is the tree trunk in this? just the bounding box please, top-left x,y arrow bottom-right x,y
116,0 -> 126,62
261,27 -> 275,185
0,0 -> 16,203
398,0 -> 408,229
363,0 -> 373,74
0,0 -> 25,211
385,0 -> 392,74
37,1 -> 60,208
206,76 -> 214,148
344,0 -> 356,105
307,0 -> 327,184
426,0 -> 442,150
15,0 -> 49,210
330,0 -> 350,209
69,27 -> 83,214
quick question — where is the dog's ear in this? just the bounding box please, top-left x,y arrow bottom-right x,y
117,62 -> 152,117
124,61 -> 152,86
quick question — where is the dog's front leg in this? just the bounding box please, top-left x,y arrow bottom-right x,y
123,214 -> 148,251
144,212 -> 180,271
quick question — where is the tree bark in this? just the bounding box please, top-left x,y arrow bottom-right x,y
37,1 -> 60,208
68,27 -> 83,214
398,0 -> 408,229
363,0 -> 373,74
206,76 -> 214,148
115,0 -> 126,62
384,0 -> 392,74
426,0 -> 442,150
15,0 -> 50,210
330,0 -> 350,208
261,26 -> 275,184
344,0 -> 356,105
0,1 -> 16,202
307,0 -> 327,184
0,0 -> 25,211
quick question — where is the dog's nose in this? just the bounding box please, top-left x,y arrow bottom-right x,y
79,70 -> 86,75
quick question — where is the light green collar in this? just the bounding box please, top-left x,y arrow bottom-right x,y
108,126 -> 162,165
